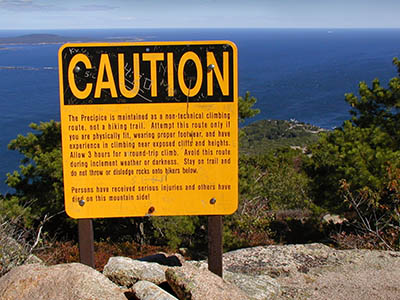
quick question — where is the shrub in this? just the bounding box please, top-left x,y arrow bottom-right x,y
0,215 -> 34,276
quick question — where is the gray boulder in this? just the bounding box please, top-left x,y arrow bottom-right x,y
0,235 -> 43,277
104,256 -> 167,287
138,253 -> 184,266
322,214 -> 347,224
186,257 -> 281,299
224,271 -> 281,300
131,280 -> 178,300
166,263 -> 250,300
222,243 -> 345,277
0,263 -> 127,300
24,254 -> 43,265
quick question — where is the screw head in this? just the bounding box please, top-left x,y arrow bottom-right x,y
207,64 -> 215,71
210,198 -> 216,204
79,199 -> 85,206
74,66 -> 81,74
148,206 -> 155,214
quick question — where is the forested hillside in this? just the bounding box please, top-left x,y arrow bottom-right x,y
240,119 -> 323,155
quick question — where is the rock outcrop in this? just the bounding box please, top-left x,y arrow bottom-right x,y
0,235 -> 43,277
2,243 -> 400,300
186,260 -> 280,300
0,263 -> 127,300
137,253 -> 184,266
130,280 -> 178,300
222,243 -> 400,299
166,263 -> 250,300
104,256 -> 168,287
223,271 -> 281,300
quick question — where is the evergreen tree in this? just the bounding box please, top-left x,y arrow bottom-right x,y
238,91 -> 260,123
346,57 -> 400,146
306,58 -> 400,214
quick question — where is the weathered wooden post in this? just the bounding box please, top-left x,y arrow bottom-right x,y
78,219 -> 95,268
208,215 -> 223,276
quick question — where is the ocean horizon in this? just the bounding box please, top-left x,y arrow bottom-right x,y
1,28 -> 400,193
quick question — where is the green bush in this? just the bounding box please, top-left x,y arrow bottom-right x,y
305,58 -> 400,214
239,149 -> 313,212
151,216 -> 202,249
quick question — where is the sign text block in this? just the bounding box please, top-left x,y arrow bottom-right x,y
59,41 -> 238,218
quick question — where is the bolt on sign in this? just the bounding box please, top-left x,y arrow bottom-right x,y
58,41 -> 238,219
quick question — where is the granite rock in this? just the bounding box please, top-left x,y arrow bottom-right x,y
0,263 -> 126,300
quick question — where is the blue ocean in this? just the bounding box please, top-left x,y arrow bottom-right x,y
0,28 -> 400,193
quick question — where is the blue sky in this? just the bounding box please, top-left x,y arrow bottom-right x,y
0,0 -> 399,29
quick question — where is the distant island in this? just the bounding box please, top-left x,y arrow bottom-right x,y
0,34 -> 93,45
0,33 -> 145,45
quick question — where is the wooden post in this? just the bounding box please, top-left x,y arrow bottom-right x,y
78,219 -> 95,268
208,215 -> 223,277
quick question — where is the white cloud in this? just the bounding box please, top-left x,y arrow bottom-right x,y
0,0 -> 57,11
79,4 -> 118,11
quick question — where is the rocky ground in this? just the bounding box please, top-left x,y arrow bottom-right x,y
1,243 -> 400,299
222,243 -> 400,299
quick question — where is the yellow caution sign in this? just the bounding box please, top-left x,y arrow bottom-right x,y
59,41 -> 238,218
